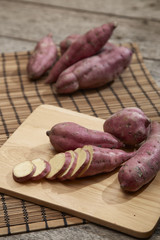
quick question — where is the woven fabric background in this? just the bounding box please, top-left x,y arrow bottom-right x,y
0,43 -> 160,236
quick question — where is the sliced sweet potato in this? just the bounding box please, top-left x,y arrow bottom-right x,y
31,158 -> 51,181
70,148 -> 90,179
46,152 -> 71,180
79,145 -> 136,177
58,151 -> 78,181
13,161 -> 36,182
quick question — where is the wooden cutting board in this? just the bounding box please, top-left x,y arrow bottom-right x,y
0,104 -> 160,238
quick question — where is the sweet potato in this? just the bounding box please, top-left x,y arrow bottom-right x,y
70,148 -> 90,179
31,158 -> 51,181
103,107 -> 151,146
58,150 -> 78,180
55,46 -> 132,94
78,145 -> 136,177
60,34 -> 80,55
118,121 -> 160,192
13,161 -> 36,182
27,34 -> 57,80
45,22 -> 116,83
46,122 -> 124,152
46,151 -> 71,180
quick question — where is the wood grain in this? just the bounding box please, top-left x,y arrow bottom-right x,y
0,0 -> 160,239
0,105 -> 160,239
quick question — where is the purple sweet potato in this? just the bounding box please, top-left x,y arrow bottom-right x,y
55,45 -> 132,94
27,34 -> 57,80
46,122 -> 124,152
118,121 -> 160,192
78,145 -> 136,177
58,150 -> 78,180
103,107 -> 151,146
46,151 -> 71,180
45,23 -> 116,83
60,34 -> 80,55
70,148 -> 90,179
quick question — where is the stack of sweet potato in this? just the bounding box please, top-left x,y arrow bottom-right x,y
27,23 -> 133,93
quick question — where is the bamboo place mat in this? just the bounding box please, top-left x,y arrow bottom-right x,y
0,43 -> 160,236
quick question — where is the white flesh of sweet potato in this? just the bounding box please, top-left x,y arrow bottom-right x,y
46,152 -> 71,180
70,148 -> 90,179
13,160 -> 36,182
31,158 -> 51,181
58,151 -> 78,180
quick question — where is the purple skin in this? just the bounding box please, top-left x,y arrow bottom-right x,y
103,107 -> 151,146
70,150 -> 91,179
27,34 -> 57,80
13,163 -> 36,183
31,160 -> 51,181
46,122 -> 124,152
60,34 -> 81,55
55,46 -> 132,94
80,145 -> 136,177
58,152 -> 78,181
118,121 -> 160,192
47,152 -> 72,180
45,22 -> 116,84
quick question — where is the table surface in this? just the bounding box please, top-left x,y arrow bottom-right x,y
0,0 -> 160,239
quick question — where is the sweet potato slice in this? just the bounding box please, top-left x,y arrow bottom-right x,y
70,148 -> 90,179
46,152 -> 71,180
13,161 -> 36,182
31,158 -> 51,181
58,151 -> 78,181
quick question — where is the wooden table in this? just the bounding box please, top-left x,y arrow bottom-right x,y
0,0 -> 160,239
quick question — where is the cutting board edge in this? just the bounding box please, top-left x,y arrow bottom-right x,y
0,185 -> 158,239
0,104 -> 159,239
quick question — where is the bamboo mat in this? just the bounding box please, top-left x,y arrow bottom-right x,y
0,43 -> 160,236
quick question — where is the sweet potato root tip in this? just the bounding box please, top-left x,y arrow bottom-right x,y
46,131 -> 50,136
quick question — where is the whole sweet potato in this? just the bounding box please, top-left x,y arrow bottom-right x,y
60,34 -> 80,55
118,121 -> 160,192
45,22 -> 116,83
78,145 -> 136,177
27,34 -> 57,80
46,122 -> 124,152
103,107 -> 151,146
55,45 -> 132,94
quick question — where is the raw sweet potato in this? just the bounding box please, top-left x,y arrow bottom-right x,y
31,158 -> 51,181
55,45 -> 132,94
78,145 -> 136,177
27,34 -> 57,80
118,121 -> 160,192
46,151 -> 71,180
13,161 -> 36,182
45,22 -> 116,83
58,150 -> 78,180
60,34 -> 80,55
103,107 -> 151,146
70,148 -> 90,179
46,122 -> 124,152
